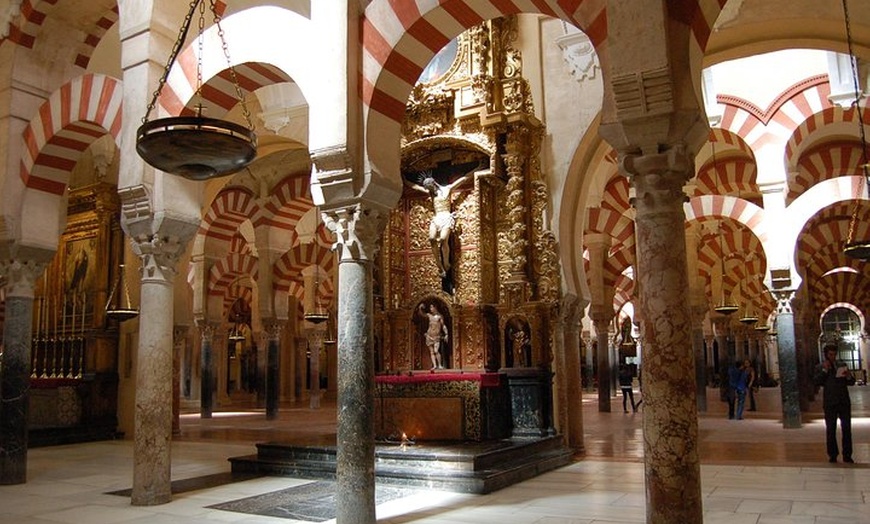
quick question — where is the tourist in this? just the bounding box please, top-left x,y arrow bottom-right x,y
813,344 -> 855,463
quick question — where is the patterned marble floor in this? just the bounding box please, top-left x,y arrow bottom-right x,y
0,387 -> 868,523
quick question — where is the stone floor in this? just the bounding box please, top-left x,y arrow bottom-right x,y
1,387 -> 868,523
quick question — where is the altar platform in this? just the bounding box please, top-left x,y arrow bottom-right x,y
228,434 -> 573,494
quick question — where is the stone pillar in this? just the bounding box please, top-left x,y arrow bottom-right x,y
322,203 -> 386,524
172,326 -> 189,436
307,328 -> 324,409
734,329 -> 745,361
582,330 -> 594,392
623,147 -> 701,523
704,333 -> 715,384
264,320 -> 284,419
774,290 -> 801,429
592,315 -> 612,412
691,306 -> 707,412
562,295 -> 585,451
197,322 -> 217,419
0,259 -> 45,485
131,236 -> 186,506
713,317 -> 730,379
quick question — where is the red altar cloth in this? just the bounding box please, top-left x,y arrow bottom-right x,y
376,371 -> 502,388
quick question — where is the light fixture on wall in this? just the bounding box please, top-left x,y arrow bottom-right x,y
105,263 -> 139,321
841,0 -> 870,260
136,0 -> 257,181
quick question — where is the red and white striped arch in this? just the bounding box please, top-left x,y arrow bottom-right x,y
199,187 -> 261,242
208,252 -> 259,298
684,195 -> 769,246
73,5 -> 118,68
20,73 -> 123,195
362,0 -> 607,124
1,0 -> 55,48
158,58 -> 291,119
273,243 -> 336,296
718,75 -> 831,153
793,139 -> 868,197
810,273 -> 870,314
253,174 -> 313,230
601,175 -> 630,214
692,157 -> 757,197
584,207 -> 634,247
785,105 -> 870,163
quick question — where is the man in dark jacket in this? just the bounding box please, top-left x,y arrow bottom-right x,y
813,344 -> 856,463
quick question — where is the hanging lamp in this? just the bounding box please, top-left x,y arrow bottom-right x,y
713,227 -> 739,315
227,284 -> 246,342
304,275 -> 329,324
136,0 -> 257,181
738,281 -> 759,325
841,0 -> 870,260
105,263 -> 139,322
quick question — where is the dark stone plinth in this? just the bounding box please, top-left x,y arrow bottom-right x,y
229,435 -> 572,494
504,368 -> 555,438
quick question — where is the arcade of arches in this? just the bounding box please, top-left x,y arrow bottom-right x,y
0,2 -> 868,523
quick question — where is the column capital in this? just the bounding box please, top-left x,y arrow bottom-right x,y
263,319 -> 285,340
620,145 -> 693,209
0,259 -> 46,298
321,202 -> 388,262
772,290 -> 796,315
131,234 -> 189,284
195,319 -> 220,338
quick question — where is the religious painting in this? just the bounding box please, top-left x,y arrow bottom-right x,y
63,236 -> 97,295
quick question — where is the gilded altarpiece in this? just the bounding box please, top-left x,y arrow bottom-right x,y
29,183 -> 123,444
374,17 -> 561,440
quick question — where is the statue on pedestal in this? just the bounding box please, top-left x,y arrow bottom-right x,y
419,302 -> 448,370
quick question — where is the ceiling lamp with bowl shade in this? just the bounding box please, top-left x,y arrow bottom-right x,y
136,0 -> 257,181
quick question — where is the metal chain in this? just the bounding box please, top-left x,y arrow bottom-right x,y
842,0 -> 868,244
142,0 -> 202,123
195,0 -> 205,115
210,0 -> 255,131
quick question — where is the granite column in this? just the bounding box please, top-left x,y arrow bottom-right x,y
592,315 -> 612,412
323,203 -> 386,524
624,147 -> 702,523
0,260 -> 45,484
774,290 -> 801,428
198,322 -> 217,419
265,320 -> 284,419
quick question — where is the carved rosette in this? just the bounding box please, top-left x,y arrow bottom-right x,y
322,203 -> 386,262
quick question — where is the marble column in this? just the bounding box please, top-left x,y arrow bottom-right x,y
582,331 -> 594,392
774,290 -> 801,429
704,334 -> 715,386
307,328 -> 325,409
623,147 -> 702,523
0,260 -> 44,485
592,316 -> 612,412
265,320 -> 284,419
323,203 -> 386,524
131,237 -> 184,506
562,295 -> 585,451
197,322 -> 217,419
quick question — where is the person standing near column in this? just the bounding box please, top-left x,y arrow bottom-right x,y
813,344 -> 855,463
618,365 -> 636,413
